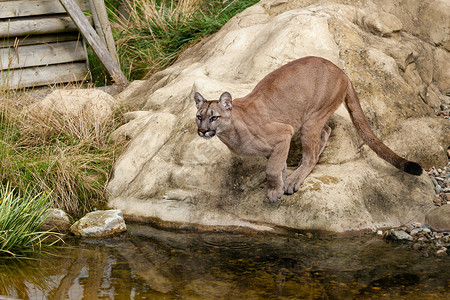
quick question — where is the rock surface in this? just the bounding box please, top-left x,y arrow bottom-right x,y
70,210 -> 127,237
107,0 -> 449,232
27,89 -> 115,122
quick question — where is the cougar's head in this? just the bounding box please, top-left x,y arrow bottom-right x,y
194,92 -> 233,139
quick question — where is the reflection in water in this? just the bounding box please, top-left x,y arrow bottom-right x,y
0,224 -> 449,299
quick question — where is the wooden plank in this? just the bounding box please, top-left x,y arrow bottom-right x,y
0,0 -> 89,19
1,40 -> 87,70
0,32 -> 81,48
59,0 -> 128,86
0,16 -> 80,38
0,62 -> 88,89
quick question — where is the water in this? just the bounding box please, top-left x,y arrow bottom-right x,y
0,224 -> 449,299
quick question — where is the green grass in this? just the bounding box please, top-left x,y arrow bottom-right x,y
90,0 -> 260,84
0,184 -> 55,256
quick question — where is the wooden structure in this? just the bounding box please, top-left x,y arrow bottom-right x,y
0,0 -> 127,89
60,0 -> 127,85
0,0 -> 91,89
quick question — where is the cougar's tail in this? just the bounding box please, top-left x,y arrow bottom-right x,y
344,80 -> 422,176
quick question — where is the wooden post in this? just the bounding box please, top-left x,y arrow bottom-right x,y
59,0 -> 128,86
90,0 -> 120,64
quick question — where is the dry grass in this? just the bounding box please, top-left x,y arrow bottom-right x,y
112,0 -> 203,78
125,0 -> 203,28
103,0 -> 258,81
0,87 -> 125,217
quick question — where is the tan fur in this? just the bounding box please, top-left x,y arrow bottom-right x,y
194,56 -> 422,203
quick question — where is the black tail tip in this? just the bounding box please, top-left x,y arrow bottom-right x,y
404,162 -> 423,176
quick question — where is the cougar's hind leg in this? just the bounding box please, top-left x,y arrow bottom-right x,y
284,123 -> 325,195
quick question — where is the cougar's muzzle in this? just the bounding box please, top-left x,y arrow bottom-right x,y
198,128 -> 216,139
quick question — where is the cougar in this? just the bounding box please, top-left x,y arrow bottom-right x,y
194,56 -> 422,203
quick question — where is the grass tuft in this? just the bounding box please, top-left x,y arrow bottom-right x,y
0,88 -> 125,218
89,0 -> 259,83
0,184 -> 56,256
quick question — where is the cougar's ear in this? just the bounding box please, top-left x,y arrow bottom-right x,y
218,92 -> 232,110
194,92 -> 206,109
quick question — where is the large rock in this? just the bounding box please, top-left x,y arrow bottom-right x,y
107,0 -> 449,232
22,89 -> 117,142
27,89 -> 115,122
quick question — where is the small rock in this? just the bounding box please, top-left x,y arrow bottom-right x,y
431,177 -> 439,186
39,208 -> 71,233
433,197 -> 443,206
425,205 -> 450,232
411,222 -> 422,228
70,210 -> 127,238
376,230 -> 383,236
410,228 -> 421,237
412,243 -> 423,250
386,230 -> 413,241
436,247 -> 448,256
417,236 -> 429,243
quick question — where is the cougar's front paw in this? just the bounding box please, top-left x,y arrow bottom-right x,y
284,175 -> 301,195
267,187 -> 283,203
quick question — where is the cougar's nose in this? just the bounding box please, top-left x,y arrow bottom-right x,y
198,128 -> 215,139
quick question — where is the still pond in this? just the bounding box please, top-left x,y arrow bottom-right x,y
0,224 -> 449,299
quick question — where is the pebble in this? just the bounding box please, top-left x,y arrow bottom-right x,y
427,158 -> 449,207
423,228 -> 431,234
436,105 -> 449,120
410,229 -> 420,236
411,222 -> 422,228
435,185 -> 443,194
436,247 -> 447,256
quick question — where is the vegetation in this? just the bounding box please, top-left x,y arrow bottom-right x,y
0,89 -> 124,219
0,184 -> 55,256
90,0 -> 259,83
0,0 -> 257,254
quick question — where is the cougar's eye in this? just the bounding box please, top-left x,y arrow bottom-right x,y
210,116 -> 219,122
197,115 -> 202,121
